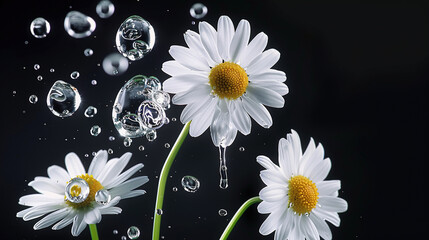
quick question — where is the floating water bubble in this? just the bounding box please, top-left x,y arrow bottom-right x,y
123,137 -> 132,147
116,15 -> 155,61
137,100 -> 166,129
121,236 -> 127,240
164,143 -> 170,148
172,187 -> 178,192
96,0 -> 115,19
84,106 -> 97,117
239,147 -> 245,152
171,117 -> 177,122
37,75 -> 43,81
70,71 -> 80,79
64,11 -> 96,38
30,17 -> 51,38
108,148 -> 113,154
29,95 -> 38,104
95,189 -> 111,205
90,125 -> 101,136
152,90 -> 170,110
65,178 -> 90,203
181,175 -> 200,193
109,136 -> 115,141
34,64 -> 40,70
127,226 -> 140,239
84,48 -> 93,56
91,80 -> 97,85
102,53 -> 128,76
50,68 -> 55,73
46,80 -> 81,117
190,3 -> 208,19
138,145 -> 144,151
218,209 -> 228,217
156,209 -> 163,215
113,229 -> 118,235
112,75 -> 169,139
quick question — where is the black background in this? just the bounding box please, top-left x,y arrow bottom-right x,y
0,0 -> 427,239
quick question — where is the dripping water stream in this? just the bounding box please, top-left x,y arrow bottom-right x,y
219,145 -> 228,189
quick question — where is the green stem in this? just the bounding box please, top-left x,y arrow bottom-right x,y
152,121 -> 191,240
89,224 -> 99,240
219,196 -> 262,240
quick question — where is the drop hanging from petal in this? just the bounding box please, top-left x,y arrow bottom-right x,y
219,145 -> 228,189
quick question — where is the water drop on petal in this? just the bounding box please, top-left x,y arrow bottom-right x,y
65,178 -> 90,203
95,189 -> 111,205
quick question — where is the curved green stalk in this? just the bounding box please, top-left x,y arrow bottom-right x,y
152,121 -> 191,240
89,224 -> 99,240
219,196 -> 262,240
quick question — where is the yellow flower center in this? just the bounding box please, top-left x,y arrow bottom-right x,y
209,62 -> 248,100
288,175 -> 319,215
65,174 -> 104,210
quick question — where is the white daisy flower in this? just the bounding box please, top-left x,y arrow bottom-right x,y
16,150 -> 149,236
162,15 -> 288,147
257,130 -> 348,240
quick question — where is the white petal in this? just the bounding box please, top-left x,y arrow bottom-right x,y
109,176 -> 149,197
246,49 -> 280,75
312,207 -> 340,227
317,180 -> 341,197
172,84 -> 211,105
246,84 -> 285,108
104,163 -> 144,189
256,155 -> 279,171
300,215 -> 320,240
310,212 -> 332,240
19,194 -> 64,206
217,15 -> 235,60
47,165 -> 70,185
259,185 -> 287,202
188,97 -> 217,137
318,196 -> 348,213
33,208 -> 69,230
301,144 -> 325,176
52,212 -> 74,230
71,212 -> 87,236
307,158 -> 331,182
242,95 -> 273,128
298,138 -> 317,175
98,152 -> 132,186
84,208 -> 102,224
260,169 -> 287,186
180,95 -> 211,123
249,69 -> 287,82
184,30 -> 217,67
199,22 -> 222,63
229,19 -> 251,63
163,73 -> 208,94
278,138 -> 294,179
88,150 -> 108,179
169,45 -> 210,71
240,32 -> 268,68
120,189 -> 147,199
65,152 -> 85,178
259,208 -> 284,235
99,196 -> 120,209
99,206 -> 122,215
229,100 -> 251,135
23,203 -> 64,221
28,178 -> 64,195
162,60 -> 193,76
257,201 -> 282,214
251,80 -> 289,96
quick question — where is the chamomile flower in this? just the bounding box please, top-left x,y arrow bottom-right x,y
162,15 -> 288,147
257,130 -> 348,240
17,150 -> 148,236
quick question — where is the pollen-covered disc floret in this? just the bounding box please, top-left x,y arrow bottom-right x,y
209,62 -> 248,100
288,175 -> 318,215
65,174 -> 104,209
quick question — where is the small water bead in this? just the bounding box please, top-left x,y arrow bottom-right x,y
146,129 -> 157,141
127,226 -> 140,239
218,209 -> 228,217
96,0 -> 115,19
64,11 -> 96,38
109,136 -> 115,141
46,80 -> 81,117
102,53 -> 128,76
116,15 -> 155,61
138,145 -> 145,151
90,125 -> 101,136
152,90 -> 171,110
171,117 -> 176,122
65,178 -> 90,203
108,148 -> 113,154
50,68 -> 55,73
156,209 -> 163,215
123,137 -> 132,147
70,71 -> 80,79
28,95 -> 38,104
30,17 -> 51,38
121,236 -> 127,240
113,229 -> 118,235
95,189 -> 111,205
164,143 -> 170,148
34,64 -> 40,70
84,106 -> 97,117
36,75 -> 43,81
84,154 -> 89,158
137,100 -> 166,130
91,80 -> 97,85
190,3 -> 208,19
181,176 -> 200,193
172,187 -> 178,192
84,48 -> 93,56
239,147 -> 245,152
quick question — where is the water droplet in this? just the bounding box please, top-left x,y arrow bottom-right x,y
46,80 -> 81,117
113,229 -> 118,235
64,11 -> 96,38
70,71 -> 80,79
29,95 -> 38,104
95,189 -> 111,205
152,90 -> 171,110
190,3 -> 208,19
239,147 -> 245,152
219,146 -> 228,189
65,178 -> 90,203
96,0 -> 115,19
84,106 -> 97,117
156,209 -> 163,215
164,143 -> 170,148
218,209 -> 227,217
84,48 -> 93,56
109,136 -> 115,141
123,137 -> 132,147
90,125 -> 101,136
146,129 -> 157,141
127,226 -> 140,239
102,53 -> 128,76
30,17 -> 51,38
138,145 -> 145,151
137,100 -> 166,129
181,175 -> 200,193
121,236 -> 127,240
172,187 -> 178,192
50,68 -> 55,73
37,75 -> 43,81
34,64 -> 40,70
116,15 -> 155,61
108,148 -> 113,154
171,117 -> 177,122
84,154 -> 89,158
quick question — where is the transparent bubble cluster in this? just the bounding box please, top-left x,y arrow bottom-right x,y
112,75 -> 170,141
